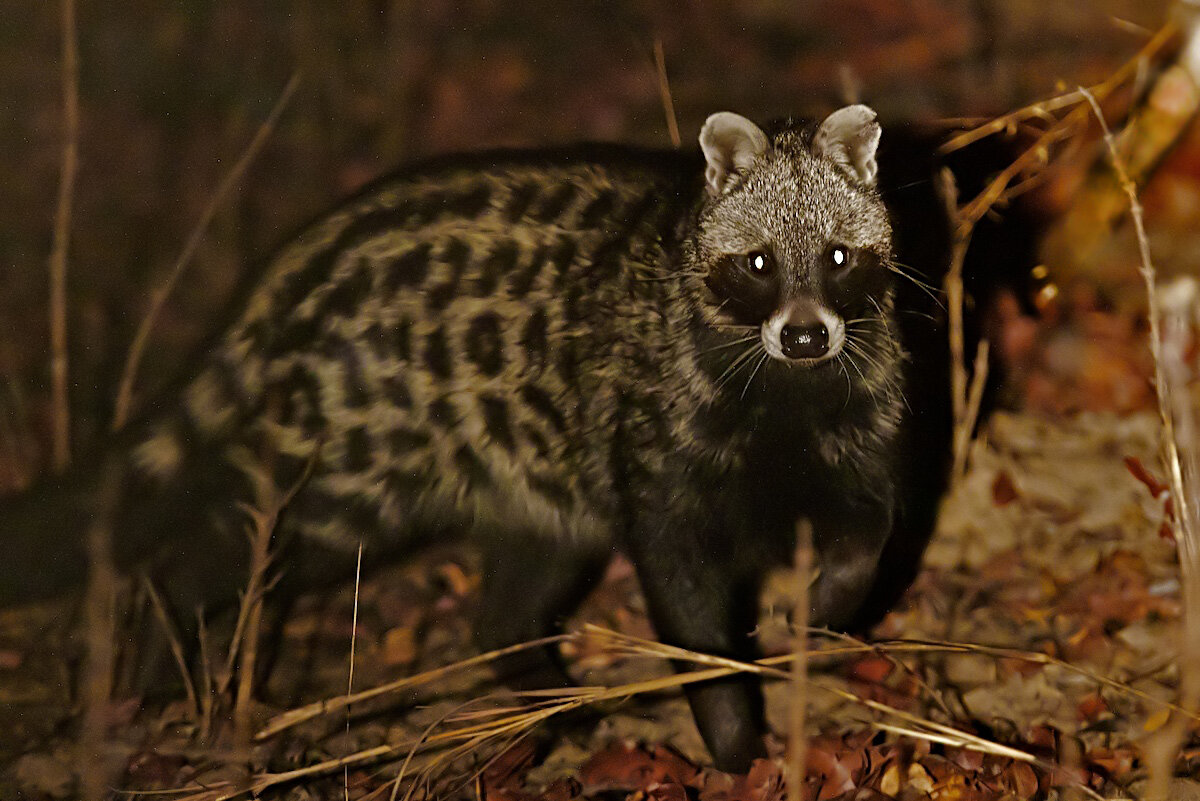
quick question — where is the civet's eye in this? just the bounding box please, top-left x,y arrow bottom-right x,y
745,251 -> 773,276
830,246 -> 849,268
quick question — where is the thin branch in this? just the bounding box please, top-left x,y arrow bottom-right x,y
78,464 -> 124,801
944,21 -> 1180,236
112,73 -> 300,430
787,520 -> 813,801
1081,83 -> 1200,801
48,0 -> 80,471
653,39 -> 681,149
346,541 -> 364,801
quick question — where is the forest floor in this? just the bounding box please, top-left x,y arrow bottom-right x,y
2,402 -> 1197,799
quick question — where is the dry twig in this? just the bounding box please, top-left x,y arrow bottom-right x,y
1080,83 -> 1200,801
112,73 -> 300,430
653,38 -> 681,149
48,0 -> 79,472
942,22 -> 1180,237
78,464 -> 125,801
787,521 -> 813,801
935,167 -> 990,481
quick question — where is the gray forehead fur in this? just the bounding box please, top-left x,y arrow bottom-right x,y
693,130 -> 892,283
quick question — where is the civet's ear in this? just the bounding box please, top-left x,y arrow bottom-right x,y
812,104 -> 882,187
699,112 -> 770,196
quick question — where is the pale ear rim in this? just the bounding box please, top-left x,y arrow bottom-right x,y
812,104 -> 882,187
699,111 -> 770,196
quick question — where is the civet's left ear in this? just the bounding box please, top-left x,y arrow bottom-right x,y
699,112 -> 770,196
812,104 -> 881,188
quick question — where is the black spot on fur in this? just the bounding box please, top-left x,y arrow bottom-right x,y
428,396 -> 459,429
276,204 -> 415,319
424,326 -> 453,380
339,346 -> 371,408
450,182 -> 493,218
384,243 -> 432,293
519,383 -> 567,433
344,497 -> 381,533
320,259 -> 374,319
587,238 -> 625,288
475,240 -> 518,296
269,316 -> 321,358
550,236 -> 578,290
577,190 -> 616,229
465,313 -> 504,377
280,364 -> 325,436
479,394 -> 516,451
519,307 -> 549,374
453,444 -> 491,490
508,245 -> 549,298
384,466 -> 432,496
388,427 -> 431,452
412,190 -> 450,225
528,473 -> 573,509
618,190 -> 659,236
394,316 -> 413,361
562,283 -> 585,323
531,184 -> 577,223
503,182 -> 539,223
520,423 -> 552,459
426,238 -> 471,311
344,426 -> 374,472
382,375 -> 413,409
555,338 -> 581,389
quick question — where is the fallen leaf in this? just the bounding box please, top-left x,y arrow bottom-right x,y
992,470 -> 1019,505
579,741 -> 698,791
1143,707 -> 1172,733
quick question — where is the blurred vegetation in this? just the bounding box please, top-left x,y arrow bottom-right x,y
0,0 -> 1171,480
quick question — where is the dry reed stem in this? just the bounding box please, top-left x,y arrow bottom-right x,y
112,73 -> 300,430
955,339 -> 990,479
48,0 -> 79,472
198,625 -> 1193,800
787,520 -> 812,801
653,39 -> 681,149
78,464 -> 124,801
935,167 -> 989,481
144,578 -> 201,721
346,542 -> 363,801
941,22 -> 1178,155
1080,83 -> 1200,801
256,633 -> 573,739
941,22 -> 1179,237
230,440 -> 318,746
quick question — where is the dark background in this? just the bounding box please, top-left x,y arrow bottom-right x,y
0,0 -> 1176,482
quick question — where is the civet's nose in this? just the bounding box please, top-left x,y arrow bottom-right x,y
779,323 -> 829,360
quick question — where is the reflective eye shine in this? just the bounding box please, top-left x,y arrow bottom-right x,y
748,251 -> 771,275
831,246 -> 847,267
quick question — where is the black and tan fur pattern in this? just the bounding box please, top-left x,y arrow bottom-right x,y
3,106 -> 970,771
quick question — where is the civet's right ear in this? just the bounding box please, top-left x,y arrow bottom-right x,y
699,112 -> 769,197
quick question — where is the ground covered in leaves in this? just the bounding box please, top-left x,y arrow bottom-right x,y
2,406 -> 1199,800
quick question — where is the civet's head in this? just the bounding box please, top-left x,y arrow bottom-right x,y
690,105 -> 894,368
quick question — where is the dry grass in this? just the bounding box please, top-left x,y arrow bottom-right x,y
48,0 -> 79,474
162,624 -> 1200,800
1080,78 -> 1200,800
934,167 -> 990,483
653,39 -> 681,149
78,463 -> 125,801
787,521 -> 813,801
940,20 -> 1179,235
